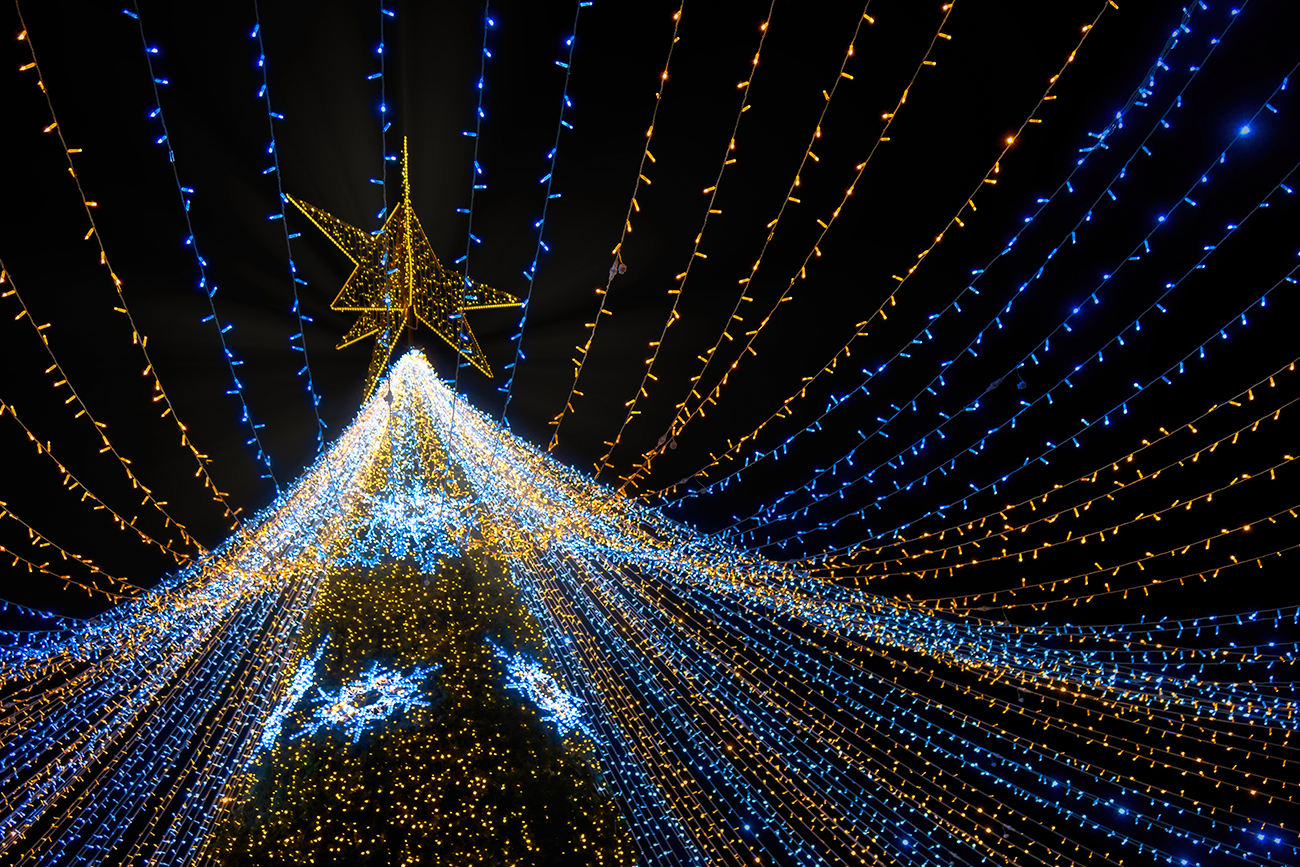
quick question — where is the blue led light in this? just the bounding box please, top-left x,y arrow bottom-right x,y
293,657 -> 439,744
126,2 -> 281,491
662,1 -> 1242,510
499,0 -> 588,420
490,640 -> 590,738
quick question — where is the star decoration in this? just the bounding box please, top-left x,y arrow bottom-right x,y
489,640 -> 591,738
292,657 -> 440,745
288,138 -> 519,399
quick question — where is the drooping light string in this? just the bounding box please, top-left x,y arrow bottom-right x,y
617,0 -> 931,490
591,0 -> 779,481
921,500 -> 1300,613
447,2 -> 497,468
620,1 -> 881,485
627,0 -> 1119,494
747,158 -> 1299,555
498,0 -> 593,424
0,386 -> 387,865
707,70 -> 1299,549
0,498 -> 137,602
655,0 -> 1233,506
250,1 -> 330,456
0,453 -> 146,599
351,5 -> 404,383
811,363 -> 1298,584
0,354 -> 195,565
412,354 -> 1297,864
9,9 -> 242,533
3,5 -> 1297,865
546,1 -> 685,454
124,3 -> 281,495
372,4 -> 396,226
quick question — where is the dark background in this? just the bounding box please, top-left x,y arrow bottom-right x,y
1,0 -> 1298,624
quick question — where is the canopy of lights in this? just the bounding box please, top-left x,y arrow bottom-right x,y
1,0 -> 1298,865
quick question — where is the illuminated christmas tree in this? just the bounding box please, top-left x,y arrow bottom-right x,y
219,370 -> 632,865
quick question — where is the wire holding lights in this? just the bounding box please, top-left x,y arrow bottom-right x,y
592,0 -> 779,481
499,0 -> 593,425
250,0 -> 330,457
546,1 -> 686,454
124,3 -> 281,494
448,2 -> 498,469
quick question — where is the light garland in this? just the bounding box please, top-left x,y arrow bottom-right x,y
124,3 -> 282,493
547,2 -> 686,454
626,0 -> 1119,494
591,0 -> 779,480
0,351 -> 1294,866
11,9 -> 244,533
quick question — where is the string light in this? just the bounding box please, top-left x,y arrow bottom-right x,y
748,164 -> 1299,555
616,0 -> 941,490
656,0 -> 1233,505
547,2 -> 685,453
620,0 -> 878,485
12,5 -> 244,532
499,0 -> 593,423
690,75 -> 1299,552
627,0 -> 1119,495
2,352 -> 1294,866
591,0 -> 779,479
3,4 -> 1296,865
812,361 -> 1298,584
124,3 -> 281,492
0,263 -> 203,555
372,4 -> 396,226
250,0 -> 330,456
447,2 -> 498,474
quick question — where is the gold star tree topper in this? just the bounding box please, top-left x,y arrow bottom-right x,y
288,139 -> 519,399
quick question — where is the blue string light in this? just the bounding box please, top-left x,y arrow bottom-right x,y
499,0 -> 593,423
753,186 -> 1295,552
3,352 -> 1296,864
4,5 -> 1297,866
371,4 -> 396,226
448,3 -> 497,446
250,1 -> 329,455
123,4 -> 280,493
690,53 -> 1297,550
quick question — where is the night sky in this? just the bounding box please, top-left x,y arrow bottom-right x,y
2,0 -> 1298,634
